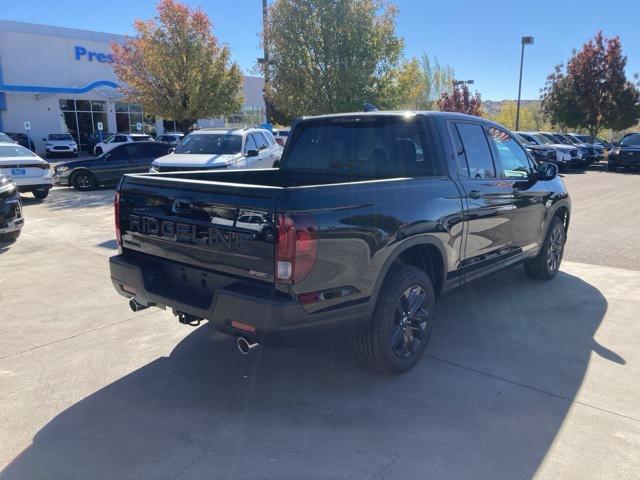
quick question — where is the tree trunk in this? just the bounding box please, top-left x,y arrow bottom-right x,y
178,119 -> 193,135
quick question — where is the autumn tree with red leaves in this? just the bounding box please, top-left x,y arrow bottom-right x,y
112,0 -> 243,133
541,31 -> 640,137
437,83 -> 482,116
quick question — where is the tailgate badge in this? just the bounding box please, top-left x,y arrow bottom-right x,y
173,198 -> 193,213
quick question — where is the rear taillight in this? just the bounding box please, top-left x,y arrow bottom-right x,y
114,191 -> 122,246
276,213 -> 318,284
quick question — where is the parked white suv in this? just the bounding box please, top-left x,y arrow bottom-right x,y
0,142 -> 53,199
93,133 -> 153,156
150,128 -> 283,172
43,133 -> 78,158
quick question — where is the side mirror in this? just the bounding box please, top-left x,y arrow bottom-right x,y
245,149 -> 259,157
537,162 -> 558,181
272,159 -> 280,168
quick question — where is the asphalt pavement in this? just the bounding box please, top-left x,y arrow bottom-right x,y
561,166 -> 640,271
1,168 -> 639,479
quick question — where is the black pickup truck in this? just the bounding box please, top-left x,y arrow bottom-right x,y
109,111 -> 570,374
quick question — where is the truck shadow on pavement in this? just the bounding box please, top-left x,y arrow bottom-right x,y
1,267 -> 616,479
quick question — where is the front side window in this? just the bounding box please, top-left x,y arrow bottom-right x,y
454,123 -> 496,179
282,117 -> 434,178
244,134 -> 257,153
488,128 -> 532,179
174,134 -> 243,155
251,133 -> 268,150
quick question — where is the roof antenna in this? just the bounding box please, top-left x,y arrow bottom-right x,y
363,103 -> 379,112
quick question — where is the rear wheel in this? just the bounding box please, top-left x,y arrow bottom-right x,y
355,265 -> 435,374
32,189 -> 49,200
524,217 -> 566,280
71,171 -> 96,191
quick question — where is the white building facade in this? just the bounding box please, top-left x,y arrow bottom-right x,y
0,20 -> 265,153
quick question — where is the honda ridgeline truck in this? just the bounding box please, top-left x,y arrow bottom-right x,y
109,111 -> 570,374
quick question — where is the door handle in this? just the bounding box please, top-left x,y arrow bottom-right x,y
468,190 -> 484,199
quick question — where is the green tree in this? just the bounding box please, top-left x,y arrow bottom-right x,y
264,0 -> 408,120
488,101 -> 542,130
411,54 -> 455,110
541,31 -> 640,137
112,0 -> 243,133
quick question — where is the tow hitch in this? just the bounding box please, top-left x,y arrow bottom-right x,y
175,310 -> 202,327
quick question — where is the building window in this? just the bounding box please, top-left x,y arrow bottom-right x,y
115,102 -> 155,135
59,99 -> 108,151
224,106 -> 265,127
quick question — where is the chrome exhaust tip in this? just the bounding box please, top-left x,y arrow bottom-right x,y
129,299 -> 149,312
237,336 -> 259,355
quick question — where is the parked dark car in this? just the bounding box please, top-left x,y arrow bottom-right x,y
5,132 -> 35,152
54,141 -> 172,190
608,133 -> 640,172
0,173 -> 23,243
109,111 -> 570,374
86,131 -> 114,155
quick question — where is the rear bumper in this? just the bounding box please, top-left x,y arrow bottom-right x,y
609,155 -> 640,168
109,252 -> 368,346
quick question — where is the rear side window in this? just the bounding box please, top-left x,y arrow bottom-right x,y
282,117 -> 435,178
144,143 -> 170,157
454,123 -> 496,178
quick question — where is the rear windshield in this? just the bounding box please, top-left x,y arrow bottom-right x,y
174,134 -> 242,155
281,117 -> 436,178
620,133 -> 640,146
49,134 -> 73,141
0,145 -> 37,158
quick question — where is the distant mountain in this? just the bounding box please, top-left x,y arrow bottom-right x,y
483,100 -> 541,116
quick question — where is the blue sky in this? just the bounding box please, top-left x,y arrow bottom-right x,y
2,0 -> 639,100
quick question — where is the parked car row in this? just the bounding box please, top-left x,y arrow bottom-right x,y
514,131 -> 605,170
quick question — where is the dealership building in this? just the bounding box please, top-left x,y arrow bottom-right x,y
0,19 -> 266,153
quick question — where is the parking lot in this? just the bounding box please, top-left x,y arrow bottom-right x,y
1,167 -> 639,479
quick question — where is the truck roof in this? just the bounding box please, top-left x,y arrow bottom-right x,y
299,110 -> 502,126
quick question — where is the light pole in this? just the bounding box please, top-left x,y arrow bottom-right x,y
515,36 -> 534,131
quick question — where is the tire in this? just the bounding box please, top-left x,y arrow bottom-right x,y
71,170 -> 97,191
32,189 -> 49,200
0,231 -> 21,243
524,216 -> 566,280
94,147 -> 103,156
355,265 -> 436,374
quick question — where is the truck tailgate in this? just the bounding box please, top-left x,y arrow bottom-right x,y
118,175 -> 280,283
